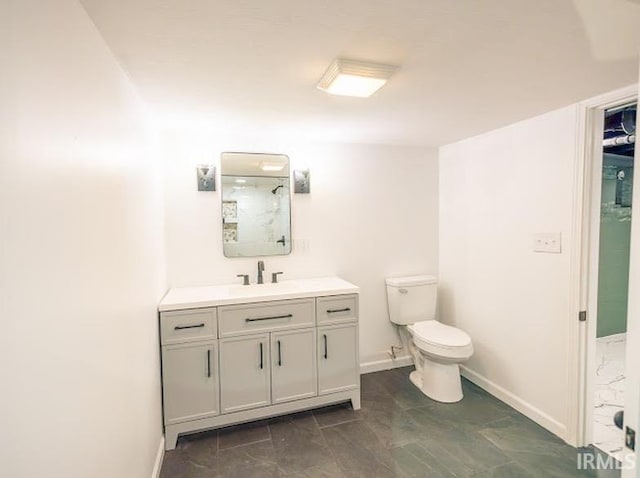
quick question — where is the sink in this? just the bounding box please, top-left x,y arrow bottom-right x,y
227,281 -> 300,296
159,276 -> 359,311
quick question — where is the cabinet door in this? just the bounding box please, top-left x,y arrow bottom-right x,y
219,334 -> 271,413
162,341 -> 218,425
271,328 -> 317,404
318,324 -> 359,395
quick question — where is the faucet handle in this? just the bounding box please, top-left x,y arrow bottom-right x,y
236,274 -> 250,286
271,272 -> 284,283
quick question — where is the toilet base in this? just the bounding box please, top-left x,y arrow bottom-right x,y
409,358 -> 464,403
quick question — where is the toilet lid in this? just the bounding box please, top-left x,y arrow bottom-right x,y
408,321 -> 471,348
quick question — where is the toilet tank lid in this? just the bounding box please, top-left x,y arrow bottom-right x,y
385,275 -> 437,287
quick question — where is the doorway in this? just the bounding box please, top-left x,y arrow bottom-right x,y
591,103 -> 637,458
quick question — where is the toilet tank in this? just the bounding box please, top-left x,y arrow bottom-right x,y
385,275 -> 438,325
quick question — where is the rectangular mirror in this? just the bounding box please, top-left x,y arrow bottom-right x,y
220,152 -> 291,257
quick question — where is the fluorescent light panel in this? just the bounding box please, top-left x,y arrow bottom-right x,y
317,59 -> 397,98
261,162 -> 285,172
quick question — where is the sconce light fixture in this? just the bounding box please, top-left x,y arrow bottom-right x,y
294,169 -> 310,194
317,59 -> 398,98
196,165 -> 216,191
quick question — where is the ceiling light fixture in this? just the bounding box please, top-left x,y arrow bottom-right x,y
317,59 -> 398,98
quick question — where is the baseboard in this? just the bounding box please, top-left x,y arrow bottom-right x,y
360,355 -> 413,374
460,365 -> 567,440
151,435 -> 165,478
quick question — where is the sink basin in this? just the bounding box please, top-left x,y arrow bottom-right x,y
227,281 -> 300,296
159,276 -> 359,311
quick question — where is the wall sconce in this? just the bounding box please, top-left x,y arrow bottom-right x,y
196,165 -> 216,191
294,169 -> 310,194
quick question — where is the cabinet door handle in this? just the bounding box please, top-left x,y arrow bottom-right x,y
277,340 -> 282,366
245,314 -> 293,323
323,334 -> 328,359
206,349 -> 211,378
174,323 -> 205,330
327,308 -> 351,314
259,342 -> 264,369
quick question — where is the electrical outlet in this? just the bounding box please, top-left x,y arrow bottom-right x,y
533,233 -> 562,253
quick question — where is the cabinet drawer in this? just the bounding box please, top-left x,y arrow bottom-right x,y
160,308 -> 217,345
316,295 -> 358,324
218,298 -> 315,337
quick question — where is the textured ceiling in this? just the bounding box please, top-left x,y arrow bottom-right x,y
81,0 -> 640,146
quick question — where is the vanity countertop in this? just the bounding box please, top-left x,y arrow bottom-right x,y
159,276 -> 359,312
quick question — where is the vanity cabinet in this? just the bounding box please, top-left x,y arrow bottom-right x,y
271,328 -> 317,404
219,334 -> 271,413
318,324 -> 359,395
162,341 -> 219,425
159,278 -> 360,450
218,328 -> 317,413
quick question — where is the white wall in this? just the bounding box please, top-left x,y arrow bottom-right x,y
162,133 -> 439,366
439,105 -> 579,439
0,1 -> 165,477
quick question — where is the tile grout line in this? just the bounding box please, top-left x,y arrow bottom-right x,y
217,436 -> 272,452
313,411 -> 348,475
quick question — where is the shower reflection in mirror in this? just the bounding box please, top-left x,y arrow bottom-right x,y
220,152 -> 292,257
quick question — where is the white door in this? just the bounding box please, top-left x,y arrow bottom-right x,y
318,323 -> 359,395
271,328 -> 317,404
219,334 -> 270,414
621,79 -> 640,478
162,341 -> 218,425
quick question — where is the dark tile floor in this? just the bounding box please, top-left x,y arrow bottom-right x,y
160,366 -> 620,477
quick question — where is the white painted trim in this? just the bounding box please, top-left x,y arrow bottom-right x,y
566,100 -> 589,447
151,436 -> 165,478
460,365 -> 567,440
568,83 -> 638,448
360,355 -> 413,374
580,85 -> 638,109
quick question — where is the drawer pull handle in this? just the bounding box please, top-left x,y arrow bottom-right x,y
259,342 -> 264,369
174,323 -> 205,330
207,349 -> 211,378
277,340 -> 282,366
245,314 -> 293,323
327,308 -> 351,314
323,334 -> 328,359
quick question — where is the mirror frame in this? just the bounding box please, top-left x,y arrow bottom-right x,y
220,152 -> 292,258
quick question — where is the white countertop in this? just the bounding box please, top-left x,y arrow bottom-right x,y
159,276 -> 359,312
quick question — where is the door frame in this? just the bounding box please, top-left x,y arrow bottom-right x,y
567,83 -> 638,447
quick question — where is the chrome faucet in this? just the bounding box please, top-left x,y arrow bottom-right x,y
257,260 -> 265,284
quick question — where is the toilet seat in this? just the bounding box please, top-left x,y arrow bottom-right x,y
408,320 -> 473,359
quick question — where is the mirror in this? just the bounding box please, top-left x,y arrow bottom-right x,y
220,152 -> 291,257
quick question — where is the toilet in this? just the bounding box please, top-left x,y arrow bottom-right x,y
386,275 -> 473,403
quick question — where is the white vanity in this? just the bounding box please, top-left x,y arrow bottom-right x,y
158,277 -> 360,450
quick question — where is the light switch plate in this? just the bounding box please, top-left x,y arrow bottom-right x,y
533,233 -> 562,253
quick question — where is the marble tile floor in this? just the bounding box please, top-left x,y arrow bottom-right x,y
161,366 -> 619,477
593,334 -> 626,459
